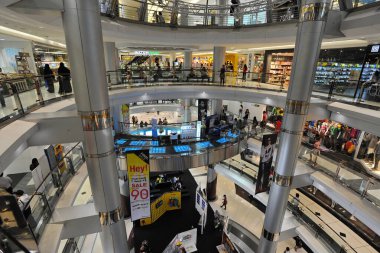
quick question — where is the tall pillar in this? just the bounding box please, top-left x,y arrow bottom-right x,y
210,99 -> 223,115
184,51 -> 193,70
257,1 -> 330,252
213,46 -> 226,83
169,52 -> 176,68
61,1 -> 128,252
183,98 -> 192,122
217,0 -> 227,26
112,105 -> 121,133
104,41 -> 119,85
206,165 -> 218,201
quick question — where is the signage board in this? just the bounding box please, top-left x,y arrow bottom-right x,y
127,150 -> 151,221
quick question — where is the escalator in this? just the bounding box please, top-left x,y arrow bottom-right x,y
127,56 -> 150,66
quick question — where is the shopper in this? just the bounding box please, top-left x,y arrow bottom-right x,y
310,138 -> 321,166
43,64 -> 55,93
14,190 -> 36,227
163,117 -> 168,125
242,64 -> 248,82
238,104 -> 243,118
292,193 -> 300,214
132,115 -> 136,126
0,68 -> 5,107
220,194 -> 227,210
144,121 -> 148,127
275,119 -> 282,134
262,110 -> 268,122
57,62 -> 72,94
158,118 -> 163,125
140,121 -> 144,128
230,0 -> 239,14
252,116 -> 258,135
220,65 -> 226,85
0,173 -> 13,194
260,119 -> 266,133
359,70 -> 379,101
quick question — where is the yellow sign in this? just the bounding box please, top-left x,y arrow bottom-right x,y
140,191 -> 181,226
54,144 -> 66,174
127,150 -> 151,221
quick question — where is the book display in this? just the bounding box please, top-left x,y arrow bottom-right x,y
361,63 -> 380,82
267,52 -> 293,87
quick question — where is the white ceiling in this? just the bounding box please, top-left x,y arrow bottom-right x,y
0,1 -> 379,51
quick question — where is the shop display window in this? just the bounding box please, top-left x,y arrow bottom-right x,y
304,119 -> 361,157
266,52 -> 293,87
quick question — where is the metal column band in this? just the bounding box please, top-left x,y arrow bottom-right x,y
262,229 -> 280,242
285,100 -> 309,115
273,172 -> 293,187
86,149 -> 114,158
281,128 -> 303,136
300,2 -> 329,22
99,207 -> 122,225
80,109 -> 111,131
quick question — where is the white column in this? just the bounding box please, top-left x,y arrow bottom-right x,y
210,99 -> 223,115
169,52 -> 176,68
213,46 -> 226,82
104,41 -> 118,71
184,51 -> 193,69
104,41 -> 119,84
257,0 -> 331,252
217,0 -> 227,26
61,0 -> 128,252
183,98 -> 191,122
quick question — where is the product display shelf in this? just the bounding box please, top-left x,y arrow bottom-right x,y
269,55 -> 293,87
314,62 -> 362,87
360,63 -> 380,82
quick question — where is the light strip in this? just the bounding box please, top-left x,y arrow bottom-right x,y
0,25 -> 66,49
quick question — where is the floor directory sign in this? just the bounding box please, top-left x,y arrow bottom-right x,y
256,133 -> 277,194
127,150 -> 151,221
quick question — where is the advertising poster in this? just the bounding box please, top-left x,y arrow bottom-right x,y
198,99 -> 208,122
255,133 -> 277,194
140,191 -> 181,226
127,150 -> 151,221
181,122 -> 197,142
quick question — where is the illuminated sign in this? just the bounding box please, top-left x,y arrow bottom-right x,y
370,45 -> 379,53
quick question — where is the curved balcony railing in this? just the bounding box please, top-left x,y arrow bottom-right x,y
101,0 -> 302,27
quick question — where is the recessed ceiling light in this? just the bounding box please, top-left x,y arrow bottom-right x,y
39,27 -> 44,29
0,39 -> 5,41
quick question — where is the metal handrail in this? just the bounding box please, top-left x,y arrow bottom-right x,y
22,142 -> 83,213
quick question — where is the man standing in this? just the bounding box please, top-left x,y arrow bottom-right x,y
220,194 -> 227,210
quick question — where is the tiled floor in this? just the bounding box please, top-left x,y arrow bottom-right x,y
190,166 -> 306,253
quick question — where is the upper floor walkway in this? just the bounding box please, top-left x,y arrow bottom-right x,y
1,0 -> 380,48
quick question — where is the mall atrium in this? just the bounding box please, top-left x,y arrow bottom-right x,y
0,0 -> 379,252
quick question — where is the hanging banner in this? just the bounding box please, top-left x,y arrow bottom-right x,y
255,133 -> 277,194
127,150 -> 151,221
198,99 -> 208,122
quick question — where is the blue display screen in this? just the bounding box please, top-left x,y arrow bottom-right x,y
216,137 -> 229,144
174,145 -> 192,153
129,140 -> 146,146
227,131 -> 239,138
123,147 -> 142,152
150,147 -> 166,154
115,139 -> 127,145
151,141 -> 159,146
196,141 -> 213,149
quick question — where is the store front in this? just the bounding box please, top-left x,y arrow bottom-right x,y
33,44 -> 69,76
261,45 -> 379,99
304,119 -> 380,173
263,49 -> 294,88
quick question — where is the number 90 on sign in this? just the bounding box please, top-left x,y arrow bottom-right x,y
131,189 -> 149,200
